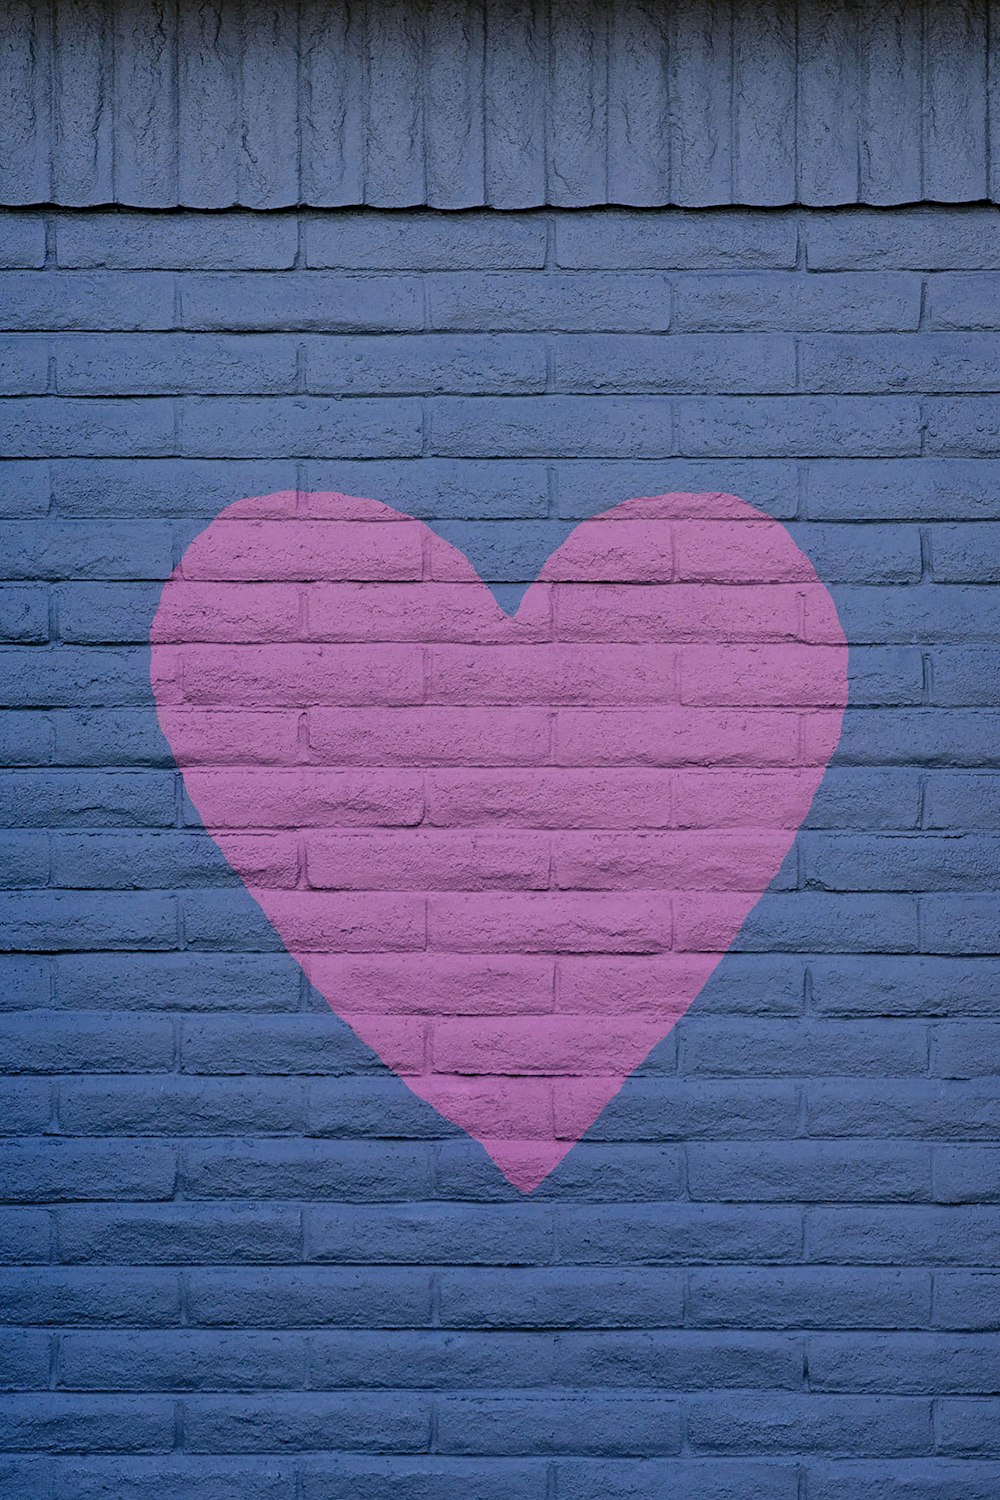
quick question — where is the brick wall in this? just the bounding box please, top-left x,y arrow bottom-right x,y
1,204 -> 999,1499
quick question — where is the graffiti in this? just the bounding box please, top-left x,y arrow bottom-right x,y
151,490 -> 847,1189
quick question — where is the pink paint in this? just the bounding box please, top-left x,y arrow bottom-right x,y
150,490 -> 847,1191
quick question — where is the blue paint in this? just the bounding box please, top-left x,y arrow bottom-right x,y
0,202 -> 997,1498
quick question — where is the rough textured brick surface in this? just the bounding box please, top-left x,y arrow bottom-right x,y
0,199 -> 997,1498
3,6 -> 999,211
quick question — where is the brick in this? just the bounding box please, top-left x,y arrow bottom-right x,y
431,395 -> 674,457
803,831 -> 1000,887
0,1269 -> 181,1326
0,1331 -> 53,1390
934,1274 -> 1000,1330
428,891 -> 673,955
802,333 -> 1000,393
809,1333 -> 1000,1393
183,1139 -> 433,1200
811,957 -> 1000,1018
57,334 -> 300,396
687,1141 -> 930,1202
551,332 -> 794,393
933,1024 -> 1000,1078
806,459 -> 1000,520
931,526 -> 1000,583
688,1268 -> 930,1330
437,1140 -> 683,1202
922,897 -> 1000,956
937,1400 -> 1000,1456
306,334 -> 546,394
935,1147 -> 1000,1203
925,773 -> 1000,829
429,645 -> 676,704
712,892 -> 920,954
178,396 -> 423,458
57,214 -> 298,269
0,216 -> 45,269
0,1208 -> 50,1263
307,1328 -> 557,1388
784,523 -> 922,583
0,461 -> 50,517
557,582 -> 802,641
181,1015 -> 393,1075
309,707 -> 550,765
0,273 -> 176,330
806,769 -> 922,828
927,397 -> 1000,455
676,645 -> 843,706
59,1076 -> 305,1135
0,1461 -> 52,1496
808,1081 -> 1000,1139
930,273 -> 1000,329
563,1078 -> 799,1140
549,1330 -> 800,1388
438,1267 -> 684,1329
428,273 -> 672,332
827,711 -> 1000,767
0,834 -> 48,888
56,1205 -> 303,1264
552,1459 -> 797,1500
179,647 -> 425,706
52,831 -> 294,890
306,1203 -> 555,1264
178,890 -> 291,953
808,209 -> 1000,270
0,892 -> 178,951
306,213 -> 548,269
552,828 -> 796,887
0,771 -> 175,827
555,1204 -> 801,1264
183,1393 -> 430,1452
564,953 -> 804,1018
427,769 -> 672,828
673,273 -> 921,332
556,211 -> 797,268
806,1208 -> 1000,1265
553,458 -> 799,520
0,1012 -> 173,1073
0,1078 -> 50,1132
300,1458 -> 543,1500
0,1395 -> 174,1453
0,712 -> 50,765
186,1267 -> 431,1328
307,828 -> 549,890
5,398 -> 173,457
0,647 -> 160,706
436,1393 -> 681,1455
677,397 -> 920,458
57,1459 -> 294,1500
179,273 -> 422,331
58,1330 -> 308,1391
0,956 -> 50,1010
57,585 -> 198,644
0,1140 -> 176,1201
0,521 -> 173,580
686,1394 -> 931,1455
0,335 -> 48,396
807,1460 -> 1000,1500
56,952 -> 300,1012
679,1020 -> 927,1077
51,457 -> 302,519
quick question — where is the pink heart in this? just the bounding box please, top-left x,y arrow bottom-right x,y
150,490 -> 847,1192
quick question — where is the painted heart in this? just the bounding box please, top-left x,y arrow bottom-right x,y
150,489 -> 847,1191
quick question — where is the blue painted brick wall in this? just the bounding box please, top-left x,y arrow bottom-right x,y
0,204 -> 999,1500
